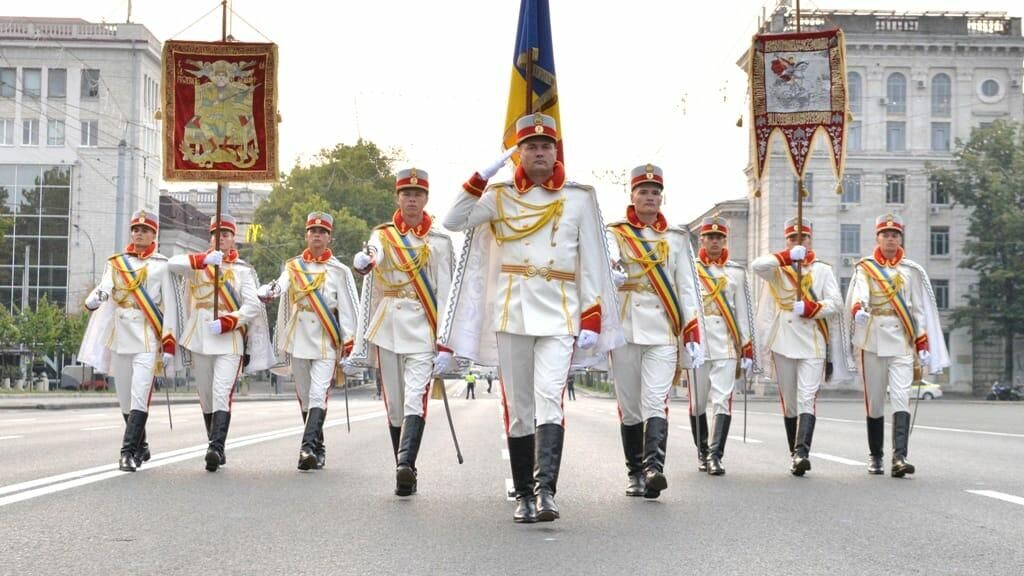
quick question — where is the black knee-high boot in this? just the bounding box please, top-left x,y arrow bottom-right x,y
867,416 -> 884,475
620,423 -> 645,496
508,435 -> 537,523
534,424 -> 565,521
395,415 -> 425,496
643,417 -> 669,499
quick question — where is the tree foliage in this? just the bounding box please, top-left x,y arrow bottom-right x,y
930,120 -> 1024,380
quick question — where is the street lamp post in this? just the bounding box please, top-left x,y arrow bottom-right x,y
73,224 -> 96,286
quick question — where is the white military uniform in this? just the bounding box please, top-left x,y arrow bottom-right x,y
169,249 -> 260,413
354,211 -> 452,427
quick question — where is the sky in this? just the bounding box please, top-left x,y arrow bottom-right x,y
5,0 -> 1023,225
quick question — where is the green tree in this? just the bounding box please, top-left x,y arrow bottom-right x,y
930,120 -> 1024,385
59,312 -> 89,358
0,305 -> 20,382
15,295 -> 64,380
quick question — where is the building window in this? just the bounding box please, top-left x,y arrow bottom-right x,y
848,72 -> 863,116
931,73 -> 951,117
932,279 -> 949,310
930,177 -> 949,205
848,121 -> 862,152
840,276 -> 852,296
0,118 -> 13,145
46,120 -> 65,147
81,69 -> 100,99
80,120 -> 99,147
886,174 -> 906,204
792,173 -> 813,203
0,68 -> 15,97
981,79 -> 1000,98
930,226 -> 950,256
886,121 -> 906,152
22,119 -> 39,146
841,224 -> 861,255
23,68 -> 42,99
886,73 -> 907,114
47,68 -> 67,99
931,122 -> 951,152
841,173 -> 861,204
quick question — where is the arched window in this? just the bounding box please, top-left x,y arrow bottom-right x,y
932,73 -> 951,116
848,72 -> 863,115
886,73 -> 906,114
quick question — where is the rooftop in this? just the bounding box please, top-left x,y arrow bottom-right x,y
0,16 -> 161,54
764,7 -> 1021,37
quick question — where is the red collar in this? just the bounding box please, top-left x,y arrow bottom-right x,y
804,250 -> 817,265
302,248 -> 333,264
514,161 -> 566,194
393,210 -> 432,238
209,248 -> 239,263
626,205 -> 668,232
874,246 -> 904,267
124,243 -> 157,259
699,247 -> 729,266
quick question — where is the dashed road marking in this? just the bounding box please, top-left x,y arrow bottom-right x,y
0,435 -> 24,441
81,425 -> 120,431
965,490 -> 1024,507
810,452 -> 862,466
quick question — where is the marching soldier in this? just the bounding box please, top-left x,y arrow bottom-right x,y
606,164 -> 704,498
350,170 -> 453,495
691,215 -> 754,476
441,113 -> 623,523
168,214 -> 264,472
79,210 -> 178,472
845,213 -> 949,477
752,217 -> 851,476
260,212 -> 359,471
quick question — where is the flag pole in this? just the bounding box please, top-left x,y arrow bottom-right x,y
794,1 -> 804,289
212,0 -> 228,321
524,47 -> 536,114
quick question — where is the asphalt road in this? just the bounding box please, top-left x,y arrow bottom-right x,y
1,386 -> 1022,576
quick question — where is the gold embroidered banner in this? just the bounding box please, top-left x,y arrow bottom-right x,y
162,40 -> 278,182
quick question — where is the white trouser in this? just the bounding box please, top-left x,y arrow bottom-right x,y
111,351 -> 157,413
610,343 -> 675,425
691,358 -> 737,418
292,358 -> 334,412
191,352 -> 242,413
496,332 -> 573,438
377,348 -> 433,427
857,350 -> 914,417
772,353 -> 823,417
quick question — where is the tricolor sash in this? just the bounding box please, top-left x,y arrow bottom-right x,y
288,259 -> 343,350
112,254 -> 163,342
696,262 -> 742,352
379,225 -> 438,334
780,264 -> 829,342
204,266 -> 246,337
858,259 -> 917,344
615,224 -> 683,334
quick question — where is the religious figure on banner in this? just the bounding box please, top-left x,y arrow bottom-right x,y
181,59 -> 260,168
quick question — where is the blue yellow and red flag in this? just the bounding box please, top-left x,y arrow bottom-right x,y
503,0 -> 563,163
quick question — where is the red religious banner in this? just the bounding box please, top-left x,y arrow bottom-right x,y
162,40 -> 279,182
748,29 -> 847,196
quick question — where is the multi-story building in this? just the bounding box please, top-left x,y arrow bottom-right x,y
0,17 -> 162,310
162,185 -> 271,244
738,7 -> 1024,393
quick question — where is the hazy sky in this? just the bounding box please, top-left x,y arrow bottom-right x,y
5,0 -> 1022,225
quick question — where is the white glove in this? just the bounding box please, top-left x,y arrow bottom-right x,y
478,148 -> 516,180
577,329 -> 599,350
85,290 -> 107,310
161,353 -> 174,369
788,245 -> 807,263
611,268 -> 627,288
792,300 -> 806,316
434,350 -> 454,375
740,357 -> 754,375
918,349 -> 931,365
686,342 -> 705,368
204,250 -> 224,267
208,320 -> 224,335
353,251 -> 373,271
854,309 -> 871,325
257,283 -> 275,301
341,360 -> 362,377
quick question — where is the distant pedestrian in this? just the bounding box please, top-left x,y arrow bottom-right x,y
566,374 -> 576,401
486,373 -> 494,394
465,373 -> 477,399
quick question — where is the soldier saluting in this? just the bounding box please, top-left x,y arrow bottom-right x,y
845,213 -> 949,477
259,212 -> 359,471
350,169 -> 453,496
79,210 -> 179,472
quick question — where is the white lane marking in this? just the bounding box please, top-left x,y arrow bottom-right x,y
81,425 -> 120,431
966,490 -> 1024,507
0,435 -> 25,441
501,449 -> 509,461
505,478 -> 516,501
0,418 -> 38,425
746,410 -> 1024,439
0,411 -> 386,508
809,452 -> 862,466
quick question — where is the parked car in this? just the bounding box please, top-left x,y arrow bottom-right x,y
911,380 -> 943,400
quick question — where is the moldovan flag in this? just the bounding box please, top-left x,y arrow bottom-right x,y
503,0 -> 563,163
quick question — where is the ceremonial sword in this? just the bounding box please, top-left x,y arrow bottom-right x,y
437,376 -> 464,464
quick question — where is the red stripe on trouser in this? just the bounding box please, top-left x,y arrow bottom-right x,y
377,348 -> 392,427
774,355 -> 787,416
499,378 -> 511,436
147,376 -> 155,410
860,350 -> 869,415
228,357 -> 242,411
420,376 -> 430,420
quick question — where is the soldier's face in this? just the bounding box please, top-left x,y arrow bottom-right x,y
785,234 -> 812,249
306,227 -> 331,251
397,188 -> 428,217
131,225 -> 155,248
701,233 -> 727,255
631,185 -> 663,215
518,138 -> 556,174
211,230 -> 235,252
877,230 -> 902,252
